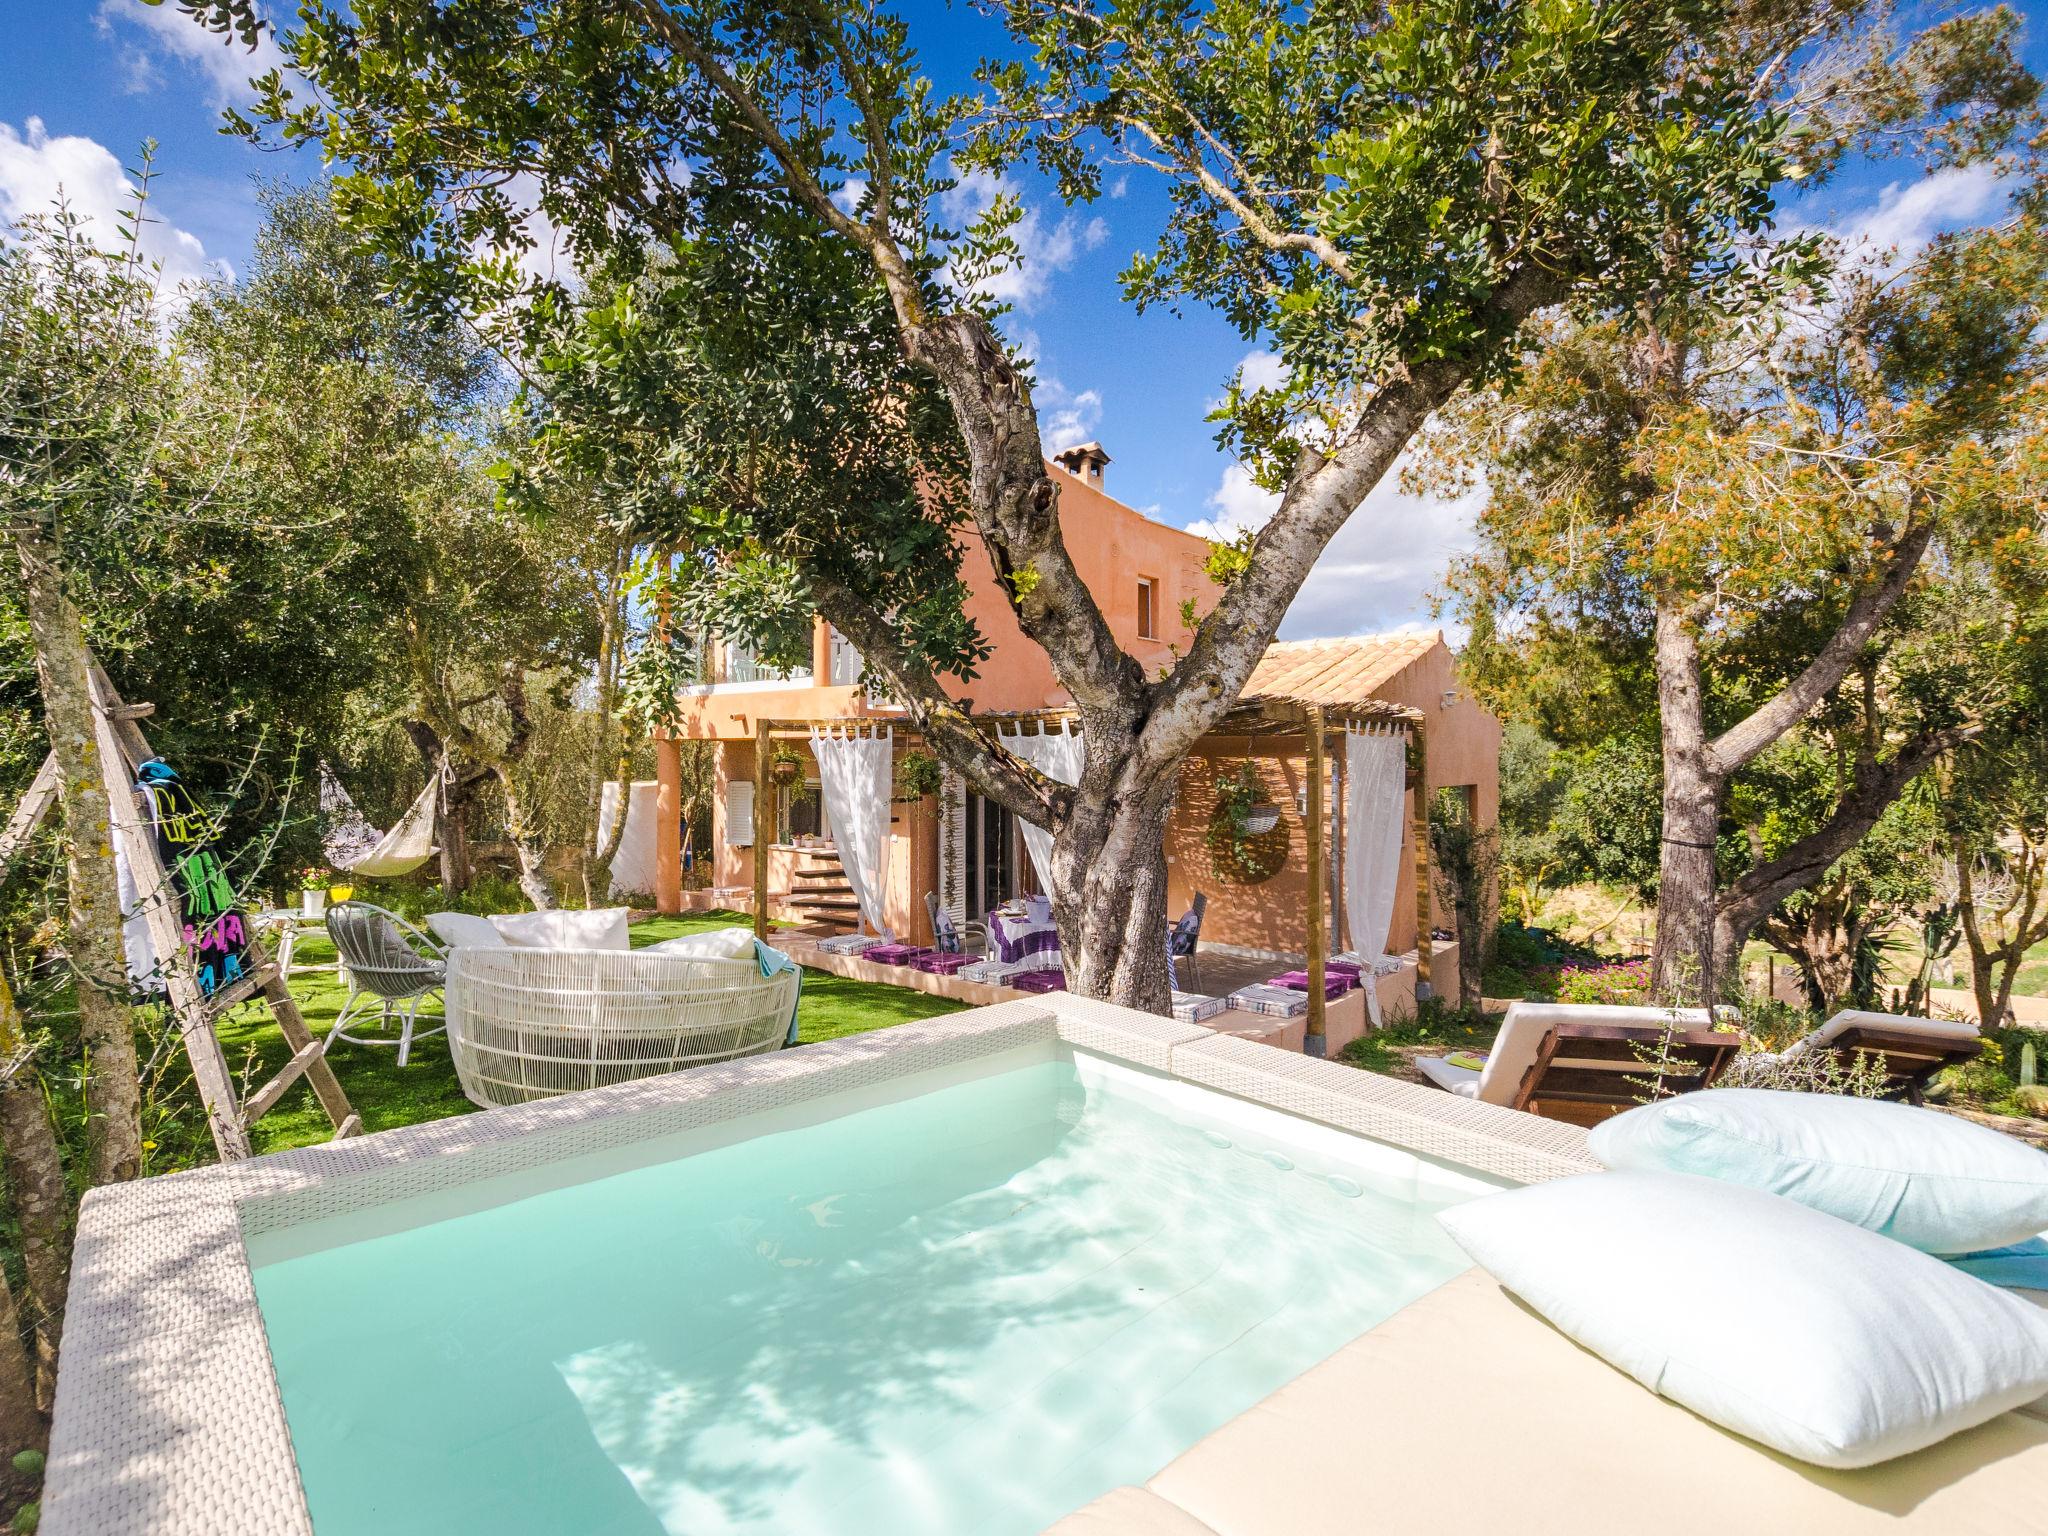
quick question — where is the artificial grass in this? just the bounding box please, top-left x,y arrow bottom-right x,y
214,909 -> 964,1157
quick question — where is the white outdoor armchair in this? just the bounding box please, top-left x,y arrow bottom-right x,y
445,945 -> 800,1109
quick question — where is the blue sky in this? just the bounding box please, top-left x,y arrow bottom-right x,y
4,2 -> 2042,638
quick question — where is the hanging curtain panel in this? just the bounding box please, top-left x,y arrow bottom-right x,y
596,780 -> 661,899
1342,724 -> 1410,1024
809,725 -> 894,938
998,720 -> 1084,893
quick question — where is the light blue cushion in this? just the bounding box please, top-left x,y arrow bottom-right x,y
1589,1089 -> 2048,1256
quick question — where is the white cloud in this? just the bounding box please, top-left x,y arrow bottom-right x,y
942,169 -> 1108,313
95,0 -> 287,109
1184,447 -> 1482,638
830,177 -> 869,219
1236,349 -> 1288,394
0,118 -> 226,294
1817,164 -> 2004,275
1038,378 -> 1103,454
1108,173 -> 1131,200
1185,463 -> 1280,541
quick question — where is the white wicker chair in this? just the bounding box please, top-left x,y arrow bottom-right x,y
445,946 -> 800,1109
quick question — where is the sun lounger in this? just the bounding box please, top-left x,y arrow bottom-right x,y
1047,1270 -> 2048,1535
1417,1002 -> 1735,1122
1774,1008 -> 1983,1103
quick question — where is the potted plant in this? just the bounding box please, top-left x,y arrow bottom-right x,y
1215,761 -> 1281,835
769,746 -> 806,786
298,866 -> 334,918
895,749 -> 943,802
1205,762 -> 1288,885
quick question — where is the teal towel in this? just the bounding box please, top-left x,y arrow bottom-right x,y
754,940 -> 803,1047
1947,1237 -> 2048,1291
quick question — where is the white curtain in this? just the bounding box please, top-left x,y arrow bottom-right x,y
1343,725 -> 1410,1024
596,780 -> 661,898
810,726 -> 894,937
999,720 -> 1084,892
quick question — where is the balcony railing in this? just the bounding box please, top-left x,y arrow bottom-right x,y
721,641 -> 808,685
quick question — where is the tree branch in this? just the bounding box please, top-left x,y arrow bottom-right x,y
1707,519 -> 1935,775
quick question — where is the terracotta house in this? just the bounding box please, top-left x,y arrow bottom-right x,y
649,443 -> 1500,1017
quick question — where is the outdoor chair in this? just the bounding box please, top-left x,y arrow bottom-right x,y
1167,893 -> 1207,992
1418,1002 -> 1737,1125
445,944 -> 800,1108
925,891 -> 988,958
323,900 -> 449,1067
1769,1008 -> 1983,1104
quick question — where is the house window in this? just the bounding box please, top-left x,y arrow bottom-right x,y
1137,576 -> 1160,639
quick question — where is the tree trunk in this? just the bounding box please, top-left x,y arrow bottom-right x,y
1052,786 -> 1176,1011
495,768 -> 556,911
13,521 -> 142,1184
0,966 -> 70,1411
1649,606 -> 1722,1004
0,1262 -> 43,1462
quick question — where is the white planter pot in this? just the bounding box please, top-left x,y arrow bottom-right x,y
301,889 -> 327,919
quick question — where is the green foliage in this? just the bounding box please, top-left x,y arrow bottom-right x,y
7,1453 -> 38,1479
1204,761 -> 1287,884
1202,532 -> 1255,587
895,750 -> 944,800
1337,996 -> 1494,1077
994,0 -> 1820,484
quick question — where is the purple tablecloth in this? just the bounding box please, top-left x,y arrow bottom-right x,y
988,909 -> 1060,965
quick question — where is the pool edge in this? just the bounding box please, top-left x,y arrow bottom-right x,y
45,995 -> 1595,1536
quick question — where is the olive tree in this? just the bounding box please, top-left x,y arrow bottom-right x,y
179,0 -> 1810,1010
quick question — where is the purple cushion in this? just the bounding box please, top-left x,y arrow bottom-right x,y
865,944 -> 923,966
911,953 -> 977,975
1011,970 -> 1068,993
1273,971 -> 1353,999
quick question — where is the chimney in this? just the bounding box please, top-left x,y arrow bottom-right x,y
1052,440 -> 1111,490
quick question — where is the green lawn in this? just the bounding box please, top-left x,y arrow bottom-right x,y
215,910 -> 964,1157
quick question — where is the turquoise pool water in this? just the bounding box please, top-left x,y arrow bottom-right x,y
249,1053 -> 1478,1535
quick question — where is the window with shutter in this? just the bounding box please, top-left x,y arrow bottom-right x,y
727,780 -> 755,847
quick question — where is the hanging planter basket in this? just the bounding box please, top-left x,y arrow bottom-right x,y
1239,804 -> 1281,836
770,751 -> 804,786
1205,810 -> 1288,885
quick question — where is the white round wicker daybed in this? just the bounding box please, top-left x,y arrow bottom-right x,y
445,945 -> 800,1109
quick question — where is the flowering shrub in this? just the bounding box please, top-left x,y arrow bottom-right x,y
296,865 -> 334,890
1553,959 -> 1652,1006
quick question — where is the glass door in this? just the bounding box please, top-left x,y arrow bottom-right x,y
965,791 -> 1024,919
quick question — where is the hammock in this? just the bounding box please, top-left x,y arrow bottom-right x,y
321,767 -> 438,879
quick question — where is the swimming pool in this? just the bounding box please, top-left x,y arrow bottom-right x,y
46,997 -> 1598,1535
249,1050 -> 1483,1534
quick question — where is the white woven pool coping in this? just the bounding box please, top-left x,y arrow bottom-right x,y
45,993 -> 1594,1535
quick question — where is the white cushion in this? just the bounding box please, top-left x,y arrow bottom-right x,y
1437,1170 -> 2048,1469
1591,1089 -> 2048,1255
647,927 -> 756,961
426,911 -> 509,949
1415,1056 -> 1480,1097
488,907 -> 631,951
1782,1008 -> 1980,1058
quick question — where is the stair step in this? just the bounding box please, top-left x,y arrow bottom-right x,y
791,892 -> 860,909
791,865 -> 847,882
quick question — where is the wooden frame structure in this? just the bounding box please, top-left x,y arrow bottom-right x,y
739,696 -> 1432,1058
1513,1022 -> 1739,1124
0,665 -> 358,1161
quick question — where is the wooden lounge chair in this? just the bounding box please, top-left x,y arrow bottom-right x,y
1418,1003 -> 1739,1125
1774,1009 -> 1983,1104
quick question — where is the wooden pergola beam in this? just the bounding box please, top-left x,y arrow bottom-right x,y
1302,703 -> 1329,1056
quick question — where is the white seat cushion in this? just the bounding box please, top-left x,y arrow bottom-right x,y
488,907 -> 631,951
1416,1056 -> 1480,1097
1782,1008 -> 1979,1057
1590,1089 -> 2048,1255
647,927 -> 757,961
426,911 -> 508,949
1437,1170 -> 2048,1468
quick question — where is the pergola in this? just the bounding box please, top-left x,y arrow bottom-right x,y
738,689 -> 1433,1058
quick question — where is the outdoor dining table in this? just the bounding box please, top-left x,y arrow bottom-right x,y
987,905 -> 1061,966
